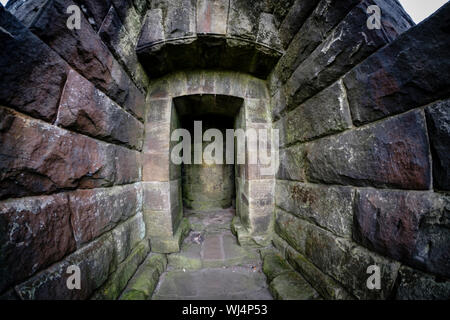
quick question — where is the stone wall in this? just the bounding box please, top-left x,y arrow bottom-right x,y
269,0 -> 450,299
1,0 -> 449,300
0,1 -> 149,299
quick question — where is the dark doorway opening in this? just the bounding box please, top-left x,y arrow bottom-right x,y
173,94 -> 243,213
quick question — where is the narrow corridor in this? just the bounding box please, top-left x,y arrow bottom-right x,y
152,208 -> 273,300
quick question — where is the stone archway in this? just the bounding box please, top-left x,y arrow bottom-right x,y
142,71 -> 275,253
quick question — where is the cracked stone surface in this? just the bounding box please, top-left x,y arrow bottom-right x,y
152,208 -> 273,300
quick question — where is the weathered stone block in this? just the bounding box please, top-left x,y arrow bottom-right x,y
5,0 -> 49,27
277,0 -> 320,49
69,184 -> 141,246
146,98 -> 172,123
98,5 -> 147,90
271,88 -> 286,120
74,0 -> 112,31
344,2 -> 450,125
0,193 -> 76,293
93,240 -> 150,300
285,0 -> 413,110
0,7 -> 69,122
56,70 -> 144,150
269,271 -> 320,300
114,146 -> 142,185
276,181 -> 354,237
142,152 -> 170,182
395,266 -> 450,300
227,0 -> 264,41
245,77 -> 269,99
270,0 -> 361,92
16,232 -> 116,300
164,0 -> 196,39
0,108 -> 114,199
280,80 -> 352,146
281,238 -> 354,299
262,251 -> 292,282
274,208 -> 308,254
144,209 -> 173,239
256,13 -> 282,51
270,0 -> 295,27
248,213 -> 273,236
143,181 -> 170,211
196,0 -> 228,35
425,99 -> 450,190
143,180 -> 181,238
132,0 -> 148,14
120,253 -> 167,300
144,122 -> 171,153
123,83 -> 146,121
244,99 -> 270,123
304,224 -> 401,299
18,0 -> 145,119
232,214 -> 271,247
276,144 -> 307,182
110,0 -> 139,36
306,110 -> 431,190
247,180 -> 275,206
354,189 -> 450,278
111,212 -> 146,265
138,9 -> 164,47
150,217 -> 190,253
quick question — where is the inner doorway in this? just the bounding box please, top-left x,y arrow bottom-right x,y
173,94 -> 244,213
181,114 -> 235,211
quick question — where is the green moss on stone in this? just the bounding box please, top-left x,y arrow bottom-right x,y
263,252 -> 292,282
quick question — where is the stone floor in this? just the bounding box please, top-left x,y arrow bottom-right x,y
152,208 -> 273,300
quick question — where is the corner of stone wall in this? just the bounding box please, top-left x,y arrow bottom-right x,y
267,0 -> 450,300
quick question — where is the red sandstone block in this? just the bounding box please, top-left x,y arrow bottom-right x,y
146,99 -> 172,123
14,213 -> 145,300
275,181 -> 354,237
137,9 -> 164,48
425,100 -> 450,191
142,152 -> 170,182
69,184 -> 141,246
344,3 -> 450,125
306,110 -> 431,190
354,189 -> 449,278
73,0 -> 112,30
114,146 -> 142,184
16,0 -> 145,121
56,70 -> 144,150
143,122 -> 171,153
124,83 -> 146,121
15,233 -> 116,300
0,7 -> 69,122
0,107 -> 114,199
143,182 -> 170,211
0,107 -> 141,199
196,0 -> 228,35
285,0 -> 413,111
0,193 -> 76,293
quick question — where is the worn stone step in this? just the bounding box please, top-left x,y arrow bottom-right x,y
262,250 -> 322,300
269,271 -> 321,300
153,267 -> 272,300
167,233 -> 260,270
120,254 -> 167,300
